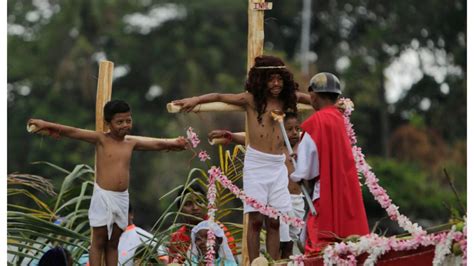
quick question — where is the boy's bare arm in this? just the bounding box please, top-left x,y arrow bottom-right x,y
172,92 -> 249,112
296,91 -> 311,104
28,119 -> 101,144
129,136 -> 189,151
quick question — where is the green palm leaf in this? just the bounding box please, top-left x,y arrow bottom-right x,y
8,163 -> 93,264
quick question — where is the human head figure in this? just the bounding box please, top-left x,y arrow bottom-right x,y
176,182 -> 206,225
308,72 -> 341,110
190,221 -> 235,263
245,55 -> 299,123
284,112 -> 300,147
104,99 -> 132,137
38,246 -> 73,266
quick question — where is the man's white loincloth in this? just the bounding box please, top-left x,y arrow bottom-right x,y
243,146 -> 292,214
88,183 -> 129,239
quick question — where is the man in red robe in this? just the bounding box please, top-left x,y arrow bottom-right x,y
290,72 -> 369,255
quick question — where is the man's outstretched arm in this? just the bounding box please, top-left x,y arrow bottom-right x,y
172,92 -> 249,113
296,91 -> 311,105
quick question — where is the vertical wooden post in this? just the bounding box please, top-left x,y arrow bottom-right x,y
94,60 -> 114,266
247,0 -> 265,72
243,1 -> 266,264
95,61 -> 114,133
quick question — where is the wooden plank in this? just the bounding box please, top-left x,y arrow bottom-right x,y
243,0 -> 265,264
247,0 -> 265,72
126,135 -> 178,142
94,60 -> 114,266
95,61 -> 114,132
167,102 -> 313,113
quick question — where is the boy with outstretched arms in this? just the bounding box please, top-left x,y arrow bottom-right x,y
28,99 -> 188,265
173,55 -> 311,262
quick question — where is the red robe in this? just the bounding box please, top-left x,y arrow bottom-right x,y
301,105 -> 369,254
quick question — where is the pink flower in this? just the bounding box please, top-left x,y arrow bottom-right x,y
290,254 -> 305,266
199,150 -> 211,162
206,228 -> 216,265
186,127 -> 201,148
208,166 -> 222,179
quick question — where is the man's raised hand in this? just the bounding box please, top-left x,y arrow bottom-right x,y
172,97 -> 200,113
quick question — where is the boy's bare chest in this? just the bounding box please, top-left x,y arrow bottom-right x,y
98,140 -> 134,162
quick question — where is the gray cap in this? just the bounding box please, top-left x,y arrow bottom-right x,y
308,72 -> 342,94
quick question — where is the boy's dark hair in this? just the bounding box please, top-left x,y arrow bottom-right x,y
176,183 -> 206,209
315,92 -> 340,102
38,246 -> 71,266
104,100 -> 131,122
246,55 -> 298,123
284,111 -> 298,122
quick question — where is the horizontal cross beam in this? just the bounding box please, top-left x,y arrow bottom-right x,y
167,102 -> 313,113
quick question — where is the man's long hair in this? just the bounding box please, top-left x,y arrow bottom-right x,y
245,55 -> 298,123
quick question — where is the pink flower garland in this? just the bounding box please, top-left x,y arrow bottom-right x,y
322,224 -> 467,266
289,254 -> 305,266
341,98 -> 426,236
186,123 -> 305,264
318,99 -> 467,265
185,100 -> 468,266
208,166 -> 305,229
187,127 -> 201,148
206,167 -> 217,266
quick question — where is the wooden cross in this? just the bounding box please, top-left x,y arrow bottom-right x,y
167,1 -> 311,264
95,61 -> 114,133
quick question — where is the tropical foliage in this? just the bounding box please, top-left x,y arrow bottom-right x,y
7,144 -> 246,264
7,163 -> 94,265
